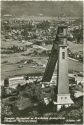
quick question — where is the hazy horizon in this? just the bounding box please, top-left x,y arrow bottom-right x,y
1,1 -> 83,18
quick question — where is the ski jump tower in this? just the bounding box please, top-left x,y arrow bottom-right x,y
56,25 -> 73,110
42,24 -> 73,111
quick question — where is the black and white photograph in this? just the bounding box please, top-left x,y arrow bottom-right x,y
1,0 -> 83,124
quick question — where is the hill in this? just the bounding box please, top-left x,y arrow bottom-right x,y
1,1 -> 83,18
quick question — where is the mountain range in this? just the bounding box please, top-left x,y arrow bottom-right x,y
1,1 -> 83,18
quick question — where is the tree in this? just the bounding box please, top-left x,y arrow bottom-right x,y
37,21 -> 50,30
73,28 -> 83,43
4,78 -> 9,87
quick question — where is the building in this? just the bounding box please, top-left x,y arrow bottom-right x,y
53,25 -> 73,111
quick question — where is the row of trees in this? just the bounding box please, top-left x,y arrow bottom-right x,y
2,45 -> 26,54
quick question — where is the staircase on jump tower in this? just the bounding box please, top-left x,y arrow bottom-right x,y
42,24 -> 74,111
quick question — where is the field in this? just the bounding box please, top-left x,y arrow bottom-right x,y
67,41 -> 82,53
1,50 -> 83,80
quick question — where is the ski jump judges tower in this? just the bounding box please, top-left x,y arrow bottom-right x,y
42,24 -> 73,111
